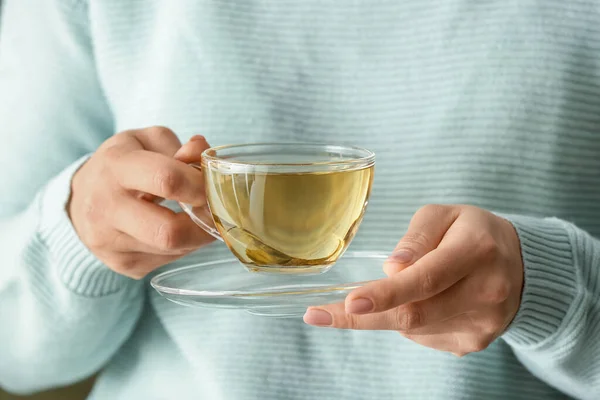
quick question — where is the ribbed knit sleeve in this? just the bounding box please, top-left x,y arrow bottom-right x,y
0,0 -> 144,394
37,155 -> 132,297
501,215 -> 600,400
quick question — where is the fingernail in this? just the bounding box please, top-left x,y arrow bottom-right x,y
303,309 -> 332,326
346,298 -> 374,314
190,135 -> 205,142
388,249 -> 413,264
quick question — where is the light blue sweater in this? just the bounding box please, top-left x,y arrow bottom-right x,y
1,0 -> 600,399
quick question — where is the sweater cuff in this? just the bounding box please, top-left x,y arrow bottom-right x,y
499,215 -> 579,348
37,155 -> 132,297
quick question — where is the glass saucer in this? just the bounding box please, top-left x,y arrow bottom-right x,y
150,251 -> 388,318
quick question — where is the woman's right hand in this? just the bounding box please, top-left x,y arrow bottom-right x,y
68,126 -> 213,278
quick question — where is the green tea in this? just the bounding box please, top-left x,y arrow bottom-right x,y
205,166 -> 374,273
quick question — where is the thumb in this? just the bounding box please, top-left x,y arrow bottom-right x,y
174,135 -> 211,164
384,204 -> 460,276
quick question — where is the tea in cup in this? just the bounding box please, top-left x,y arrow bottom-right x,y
180,143 -> 375,274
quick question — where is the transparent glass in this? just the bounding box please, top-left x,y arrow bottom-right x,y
151,251 -> 388,317
180,143 -> 375,274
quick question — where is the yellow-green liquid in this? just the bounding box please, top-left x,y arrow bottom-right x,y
205,166 -> 374,273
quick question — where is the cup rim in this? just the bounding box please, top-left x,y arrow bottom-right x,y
201,142 -> 375,170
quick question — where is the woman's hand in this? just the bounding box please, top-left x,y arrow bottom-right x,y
304,205 -> 524,356
69,127 -> 212,279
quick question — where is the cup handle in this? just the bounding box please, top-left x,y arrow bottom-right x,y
178,164 -> 224,242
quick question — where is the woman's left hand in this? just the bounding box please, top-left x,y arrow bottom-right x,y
303,205 -> 524,356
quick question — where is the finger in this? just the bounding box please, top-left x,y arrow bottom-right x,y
305,302 -> 473,335
99,251 -> 187,279
345,233 -> 474,314
111,195 -> 214,251
341,277 -> 486,331
304,302 -> 468,331
305,303 -> 400,330
174,135 -> 210,164
389,275 -> 497,329
346,272 -> 497,327
348,281 -> 474,330
110,150 -> 205,204
304,304 -> 495,356
101,127 -> 184,204
110,230 -> 195,256
384,204 -> 460,276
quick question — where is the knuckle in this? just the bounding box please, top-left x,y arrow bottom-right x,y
155,220 -> 186,251
81,196 -> 102,223
479,276 -> 511,304
154,167 -> 183,198
476,231 -> 499,263
83,230 -> 104,249
401,231 -> 430,248
377,285 -> 399,311
400,231 -> 431,256
396,304 -> 423,331
148,125 -> 175,139
415,204 -> 449,219
331,311 -> 359,330
102,144 -> 122,162
417,204 -> 441,215
419,268 -> 439,297
107,254 -> 142,277
485,314 -> 506,335
461,336 -> 491,354
344,313 -> 361,330
114,258 -> 138,272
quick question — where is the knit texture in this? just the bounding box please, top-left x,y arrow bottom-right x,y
1,0 -> 600,399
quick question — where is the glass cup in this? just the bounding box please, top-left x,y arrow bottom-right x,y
180,143 -> 375,274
